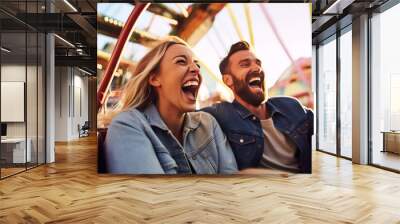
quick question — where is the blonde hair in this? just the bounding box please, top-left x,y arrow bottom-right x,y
99,36 -> 189,126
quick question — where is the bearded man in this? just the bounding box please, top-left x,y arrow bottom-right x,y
203,41 -> 313,173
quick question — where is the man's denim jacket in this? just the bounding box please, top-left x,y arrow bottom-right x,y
202,96 -> 314,173
105,104 -> 238,174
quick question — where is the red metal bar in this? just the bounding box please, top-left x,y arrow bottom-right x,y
97,3 -> 150,111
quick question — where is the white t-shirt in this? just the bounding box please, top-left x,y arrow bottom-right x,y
259,118 -> 300,172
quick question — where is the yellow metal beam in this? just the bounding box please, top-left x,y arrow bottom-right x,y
243,4 -> 254,47
226,4 -> 245,41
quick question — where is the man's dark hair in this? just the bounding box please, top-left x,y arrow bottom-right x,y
219,41 -> 251,74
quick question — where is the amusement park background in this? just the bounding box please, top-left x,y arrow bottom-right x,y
96,3 -> 313,111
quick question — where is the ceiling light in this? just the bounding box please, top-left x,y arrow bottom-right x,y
322,0 -> 354,15
1,47 -> 11,53
63,0 -> 78,12
78,67 -> 92,76
54,34 -> 75,48
323,0 -> 341,14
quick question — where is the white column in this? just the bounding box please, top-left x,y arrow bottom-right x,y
46,32 -> 55,163
312,45 -> 317,150
352,14 -> 369,164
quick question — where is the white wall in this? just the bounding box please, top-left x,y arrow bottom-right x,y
55,66 -> 69,141
1,65 -> 36,138
54,67 -> 89,141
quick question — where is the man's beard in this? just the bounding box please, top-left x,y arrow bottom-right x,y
231,71 -> 266,107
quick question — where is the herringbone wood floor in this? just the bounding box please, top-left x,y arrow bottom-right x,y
1,135 -> 400,224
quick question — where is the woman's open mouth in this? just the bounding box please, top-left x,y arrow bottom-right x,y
181,79 -> 199,102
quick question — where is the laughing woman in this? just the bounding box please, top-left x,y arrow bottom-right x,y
104,37 -> 238,174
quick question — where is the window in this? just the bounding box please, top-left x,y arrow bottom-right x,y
317,37 -> 337,154
339,28 -> 352,158
370,2 -> 400,171
0,0 -> 46,179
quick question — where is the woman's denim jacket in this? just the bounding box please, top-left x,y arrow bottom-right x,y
105,104 -> 238,174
